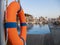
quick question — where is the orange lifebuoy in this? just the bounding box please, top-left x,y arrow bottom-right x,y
5,1 -> 27,45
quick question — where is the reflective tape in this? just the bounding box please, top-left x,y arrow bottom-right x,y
5,22 -> 17,28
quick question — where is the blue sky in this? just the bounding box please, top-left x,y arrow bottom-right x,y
6,0 -> 60,18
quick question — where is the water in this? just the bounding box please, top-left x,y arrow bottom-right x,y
27,24 -> 50,34
18,24 -> 50,34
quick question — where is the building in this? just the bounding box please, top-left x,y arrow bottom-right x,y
25,13 -> 34,24
39,16 -> 48,24
57,16 -> 60,22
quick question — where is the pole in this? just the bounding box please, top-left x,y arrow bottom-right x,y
0,0 -> 6,45
6,0 -> 8,7
18,0 -> 20,4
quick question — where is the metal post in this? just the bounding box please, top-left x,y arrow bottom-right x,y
18,0 -> 20,4
0,0 -> 6,45
6,0 -> 8,7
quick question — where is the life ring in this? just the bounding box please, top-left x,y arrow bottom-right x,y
5,1 -> 27,45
